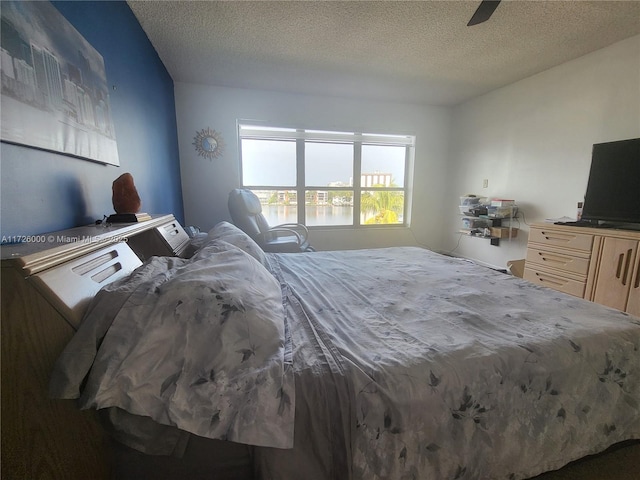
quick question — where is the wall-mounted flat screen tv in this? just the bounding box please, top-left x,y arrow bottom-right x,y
581,137 -> 640,227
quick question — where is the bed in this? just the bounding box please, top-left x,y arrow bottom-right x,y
49,221 -> 640,480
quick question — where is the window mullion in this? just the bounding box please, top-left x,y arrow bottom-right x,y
238,137 -> 244,187
296,137 -> 305,224
403,145 -> 410,225
353,142 -> 362,226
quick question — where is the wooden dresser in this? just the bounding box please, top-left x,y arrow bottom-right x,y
524,222 -> 640,316
1,214 -> 189,479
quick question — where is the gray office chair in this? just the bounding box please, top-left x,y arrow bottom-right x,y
228,189 -> 314,253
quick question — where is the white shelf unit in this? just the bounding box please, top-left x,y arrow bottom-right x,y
458,199 -> 517,246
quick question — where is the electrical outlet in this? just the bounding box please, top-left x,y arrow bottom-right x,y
483,179 -> 489,188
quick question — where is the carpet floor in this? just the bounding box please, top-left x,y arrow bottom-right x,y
530,441 -> 640,480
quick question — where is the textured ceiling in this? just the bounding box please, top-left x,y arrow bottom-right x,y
127,0 -> 640,106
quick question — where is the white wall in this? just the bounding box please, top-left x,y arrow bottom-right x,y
174,84 -> 451,251
445,35 -> 640,269
175,35 -> 639,258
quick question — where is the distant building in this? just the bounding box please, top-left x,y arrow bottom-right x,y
361,172 -> 392,187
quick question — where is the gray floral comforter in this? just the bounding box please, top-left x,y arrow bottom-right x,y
51,243 -> 640,479
258,247 -> 640,480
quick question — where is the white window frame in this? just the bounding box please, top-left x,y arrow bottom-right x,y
238,123 -> 415,228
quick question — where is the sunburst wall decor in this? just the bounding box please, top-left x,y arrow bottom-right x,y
193,127 -> 224,160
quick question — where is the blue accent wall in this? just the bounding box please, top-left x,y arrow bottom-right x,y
0,1 -> 183,238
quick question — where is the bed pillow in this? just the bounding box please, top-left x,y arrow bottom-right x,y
52,239 -> 294,449
207,221 -> 268,266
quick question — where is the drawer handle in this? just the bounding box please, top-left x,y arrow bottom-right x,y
535,272 -> 567,288
622,249 -> 633,286
91,262 -> 123,284
616,252 -> 624,279
537,252 -> 572,266
540,231 -> 576,243
162,223 -> 181,236
72,250 -> 118,276
616,249 -> 633,286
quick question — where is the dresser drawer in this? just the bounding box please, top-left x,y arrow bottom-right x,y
525,246 -> 591,276
529,227 -> 593,252
155,220 -> 190,253
126,220 -> 190,260
523,266 -> 586,298
29,242 -> 142,329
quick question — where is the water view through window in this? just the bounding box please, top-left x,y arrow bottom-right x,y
261,201 -> 405,227
239,124 -> 414,227
263,204 -> 354,226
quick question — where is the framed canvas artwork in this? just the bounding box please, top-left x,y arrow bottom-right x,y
1,1 -> 119,166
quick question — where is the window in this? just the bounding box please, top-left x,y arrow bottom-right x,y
238,124 -> 414,227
